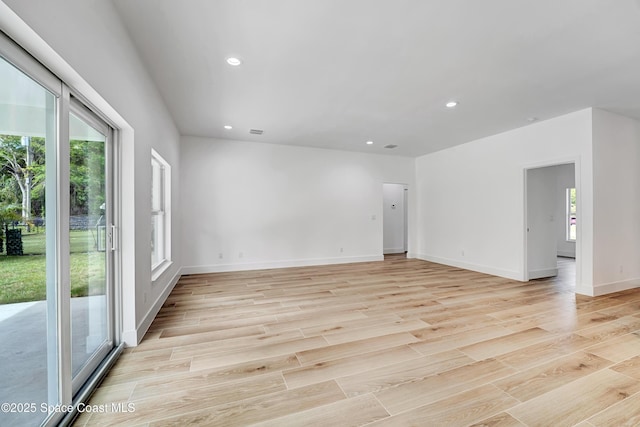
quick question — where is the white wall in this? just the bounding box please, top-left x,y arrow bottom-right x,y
555,163 -> 576,258
592,109 -> 640,295
1,0 -> 182,345
415,109 -> 594,293
180,137 -> 415,273
526,166 -> 558,279
383,183 -> 407,254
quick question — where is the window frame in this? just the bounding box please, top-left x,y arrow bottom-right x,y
151,149 -> 171,280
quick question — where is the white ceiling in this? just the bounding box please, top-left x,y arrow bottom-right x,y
112,0 -> 640,157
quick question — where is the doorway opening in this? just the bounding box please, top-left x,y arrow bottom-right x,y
383,183 -> 408,258
524,162 -> 577,288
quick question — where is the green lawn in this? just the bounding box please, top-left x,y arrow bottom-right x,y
0,230 -> 106,304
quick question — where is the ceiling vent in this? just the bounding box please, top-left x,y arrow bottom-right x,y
249,129 -> 264,135
384,144 -> 398,149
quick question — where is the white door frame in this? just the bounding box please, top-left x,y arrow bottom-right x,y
522,158 -> 581,289
382,182 -> 409,255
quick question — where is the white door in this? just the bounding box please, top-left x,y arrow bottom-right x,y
383,183 -> 408,254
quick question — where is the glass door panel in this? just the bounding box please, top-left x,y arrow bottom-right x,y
68,110 -> 112,389
0,54 -> 58,426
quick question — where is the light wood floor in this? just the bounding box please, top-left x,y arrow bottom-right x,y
74,255 -> 640,426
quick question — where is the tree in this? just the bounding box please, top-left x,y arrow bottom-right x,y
0,135 -> 103,221
70,139 -> 105,216
0,135 -> 46,221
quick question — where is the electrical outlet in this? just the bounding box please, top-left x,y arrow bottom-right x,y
239,252 -> 244,258
218,253 -> 223,259
340,247 -> 344,253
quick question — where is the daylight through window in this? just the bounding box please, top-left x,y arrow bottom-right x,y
566,187 -> 576,241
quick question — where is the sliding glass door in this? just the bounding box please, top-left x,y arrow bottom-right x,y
69,103 -> 113,393
0,34 -> 117,427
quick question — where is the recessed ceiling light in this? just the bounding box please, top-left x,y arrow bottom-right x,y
224,125 -> 233,130
527,117 -> 539,123
226,57 -> 242,66
446,101 -> 458,108
366,140 -> 374,145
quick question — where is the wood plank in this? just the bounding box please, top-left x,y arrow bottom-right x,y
88,373 -> 288,426
322,319 -> 430,345
296,332 -> 419,366
370,384 -> 519,426
459,327 -> 556,361
337,349 -> 473,397
493,351 -> 613,402
496,333 -> 594,370
374,358 -> 516,414
190,336 -> 328,371
586,391 -> 640,427
585,331 -> 640,363
131,354 -> 300,400
507,369 -> 640,426
409,324 -> 514,356
250,393 -> 390,427
610,354 -> 640,380
283,345 -> 419,389
147,380 -> 346,426
470,412 -> 526,427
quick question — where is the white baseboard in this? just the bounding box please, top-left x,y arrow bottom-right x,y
416,253 -> 522,281
121,329 -> 138,347
528,268 -> 559,280
182,255 -> 384,275
383,247 -> 405,255
591,277 -> 640,296
122,267 -> 182,347
574,284 -> 595,297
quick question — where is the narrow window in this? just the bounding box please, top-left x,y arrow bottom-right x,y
151,149 -> 171,277
566,188 -> 576,241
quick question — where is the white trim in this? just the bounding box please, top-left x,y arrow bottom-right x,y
383,247 -> 405,254
522,157 -> 581,286
527,268 -> 559,280
182,255 -> 383,275
57,83 -> 72,405
121,268 -> 181,346
0,29 -> 61,95
151,260 -> 173,282
415,253 -> 522,281
590,278 -> 640,297
151,149 -> 171,277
